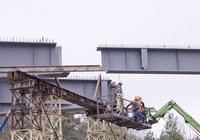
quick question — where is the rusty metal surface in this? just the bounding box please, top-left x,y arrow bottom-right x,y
1,72 -> 112,115
8,71 -> 100,109
9,79 -> 42,131
8,71 -> 152,131
0,65 -> 102,73
95,94 -> 152,130
97,112 -> 151,130
62,107 -> 87,115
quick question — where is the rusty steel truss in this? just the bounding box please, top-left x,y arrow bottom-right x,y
7,71 -> 152,140
9,78 -> 62,140
0,65 -> 101,73
7,71 -> 101,140
86,117 -> 127,140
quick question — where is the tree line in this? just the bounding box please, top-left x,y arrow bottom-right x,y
0,113 -> 199,139
62,113 -> 200,140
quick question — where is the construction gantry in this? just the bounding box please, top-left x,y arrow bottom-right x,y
9,76 -> 62,140
7,71 -> 151,140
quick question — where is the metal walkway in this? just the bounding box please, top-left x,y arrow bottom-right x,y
97,112 -> 151,130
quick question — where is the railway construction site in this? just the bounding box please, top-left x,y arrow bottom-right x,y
0,41 -> 200,140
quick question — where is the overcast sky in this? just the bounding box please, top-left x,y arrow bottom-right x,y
1,0 -> 200,137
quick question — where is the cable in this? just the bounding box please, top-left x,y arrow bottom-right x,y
108,123 -> 117,140
118,73 -> 121,82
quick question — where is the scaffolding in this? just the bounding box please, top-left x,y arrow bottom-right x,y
6,71 -> 152,140
86,117 -> 127,140
9,78 -> 62,140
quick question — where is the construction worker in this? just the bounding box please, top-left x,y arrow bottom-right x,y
110,81 -> 123,113
133,96 -> 144,121
127,95 -> 146,122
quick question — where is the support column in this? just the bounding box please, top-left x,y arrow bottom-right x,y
10,79 -> 42,140
9,79 -> 63,140
85,117 -> 126,140
41,94 -> 62,140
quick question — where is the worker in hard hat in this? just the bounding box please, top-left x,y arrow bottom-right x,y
134,96 -> 145,111
110,81 -> 124,114
134,96 -> 147,122
127,95 -> 146,122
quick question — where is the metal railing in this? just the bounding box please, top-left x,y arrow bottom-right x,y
96,94 -> 133,118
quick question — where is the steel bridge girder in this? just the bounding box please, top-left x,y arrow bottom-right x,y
97,46 -> 200,74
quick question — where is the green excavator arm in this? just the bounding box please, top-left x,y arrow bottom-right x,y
147,100 -> 200,134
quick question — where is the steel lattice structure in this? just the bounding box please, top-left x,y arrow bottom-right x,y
86,117 -> 127,140
9,78 -> 63,140
7,71 -> 151,140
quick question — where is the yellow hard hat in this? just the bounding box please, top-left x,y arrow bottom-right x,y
135,95 -> 141,100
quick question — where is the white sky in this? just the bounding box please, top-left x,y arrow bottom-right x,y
1,0 -> 200,137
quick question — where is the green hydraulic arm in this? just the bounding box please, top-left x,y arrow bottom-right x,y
147,100 -> 200,134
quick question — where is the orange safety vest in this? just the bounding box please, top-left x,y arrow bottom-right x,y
132,100 -> 144,111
